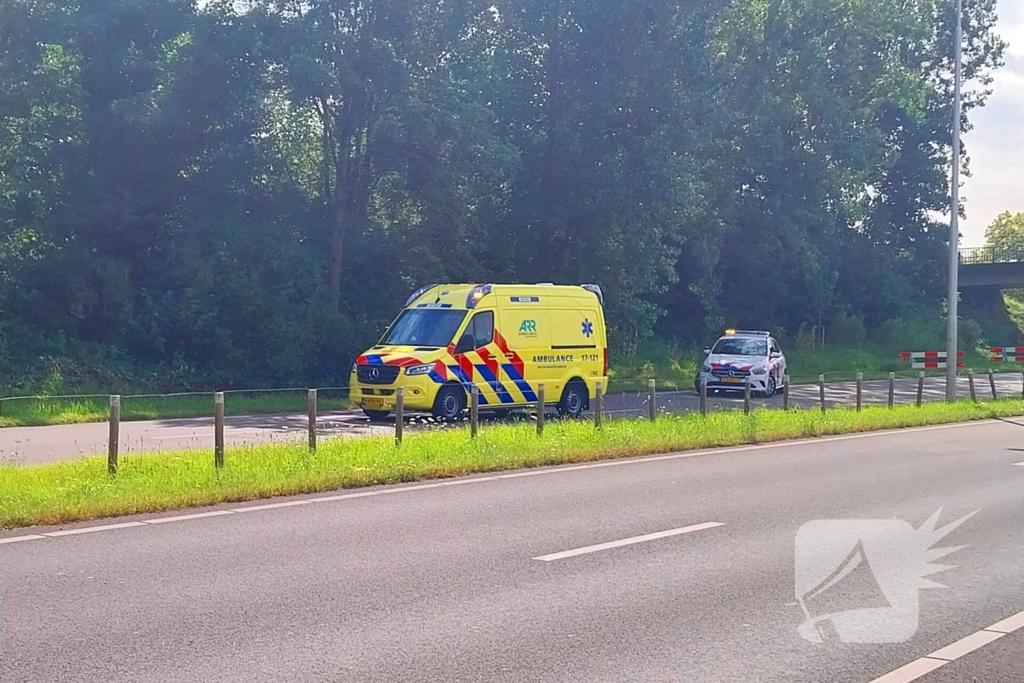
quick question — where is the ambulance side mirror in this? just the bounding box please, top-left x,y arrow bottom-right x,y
770,351 -> 781,360
703,347 -> 711,356
454,333 -> 475,355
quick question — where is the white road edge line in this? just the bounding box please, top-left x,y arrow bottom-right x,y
985,609 -> 1024,634
533,522 -> 725,562
43,521 -> 148,537
865,609 -> 1024,683
0,534 -> 46,545
926,629 -> 1005,661
2,416 -> 1021,545
865,657 -> 947,683
1013,462 -> 1024,467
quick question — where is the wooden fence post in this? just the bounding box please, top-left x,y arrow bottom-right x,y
916,371 -> 924,408
108,395 -> 120,476
968,369 -> 976,402
988,369 -> 997,400
783,375 -> 790,411
819,374 -> 826,414
470,385 -> 479,438
888,372 -> 895,409
594,380 -> 603,429
214,392 -> 225,468
856,372 -> 863,412
536,383 -> 545,435
395,387 -> 404,446
700,378 -> 708,416
307,389 -> 317,452
647,379 -> 657,421
743,378 -> 751,415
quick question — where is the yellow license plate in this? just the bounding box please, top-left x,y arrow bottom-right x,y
722,377 -> 742,383
363,397 -> 386,409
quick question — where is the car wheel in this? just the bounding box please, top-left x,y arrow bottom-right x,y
432,385 -> 466,421
558,382 -> 587,418
763,375 -> 776,399
362,408 -> 391,421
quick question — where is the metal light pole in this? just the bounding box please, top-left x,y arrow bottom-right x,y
946,0 -> 963,401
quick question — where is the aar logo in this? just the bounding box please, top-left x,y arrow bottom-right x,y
519,319 -> 538,336
795,508 -> 977,644
582,319 -> 594,338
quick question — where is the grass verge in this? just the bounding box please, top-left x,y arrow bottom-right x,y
0,391 -> 354,428
2,399 -> 1022,530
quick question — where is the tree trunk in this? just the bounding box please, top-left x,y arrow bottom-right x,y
327,201 -> 345,311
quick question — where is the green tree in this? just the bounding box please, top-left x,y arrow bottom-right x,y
984,211 -> 1024,255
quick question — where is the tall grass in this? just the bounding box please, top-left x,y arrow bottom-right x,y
2,399 -> 1020,529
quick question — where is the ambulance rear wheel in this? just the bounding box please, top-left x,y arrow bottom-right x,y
558,382 -> 587,418
432,385 -> 466,421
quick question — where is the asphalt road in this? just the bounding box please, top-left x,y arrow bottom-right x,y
3,373 -> 1024,465
2,419 -> 1023,682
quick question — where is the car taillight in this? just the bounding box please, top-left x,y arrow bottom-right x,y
602,348 -> 608,377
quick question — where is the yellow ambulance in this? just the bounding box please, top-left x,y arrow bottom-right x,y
350,283 -> 608,420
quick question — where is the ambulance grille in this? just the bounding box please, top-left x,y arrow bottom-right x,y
357,365 -> 401,385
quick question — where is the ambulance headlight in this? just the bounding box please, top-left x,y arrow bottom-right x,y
700,364 -> 711,373
752,367 -> 767,375
405,364 -> 433,376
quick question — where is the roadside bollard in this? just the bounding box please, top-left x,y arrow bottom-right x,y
783,375 -> 790,411
916,372 -> 924,408
819,374 -> 826,414
888,372 -> 895,409
743,378 -> 751,415
108,395 -> 120,476
214,392 -> 225,468
307,389 -> 317,452
536,383 -> 545,435
856,372 -> 863,412
700,378 -> 708,416
470,385 -> 479,438
594,381 -> 603,429
395,387 -> 404,446
1021,371 -> 1024,400
648,379 -> 657,421
968,369 -> 977,402
989,369 -> 997,400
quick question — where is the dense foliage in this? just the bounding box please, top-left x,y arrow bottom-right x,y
0,0 -> 1007,391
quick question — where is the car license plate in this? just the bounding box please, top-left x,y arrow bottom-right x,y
363,397 -> 386,409
723,377 -> 742,383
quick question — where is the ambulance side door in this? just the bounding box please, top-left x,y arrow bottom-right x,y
495,298 -> 549,405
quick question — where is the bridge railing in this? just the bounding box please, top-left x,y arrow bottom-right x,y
959,246 -> 1024,265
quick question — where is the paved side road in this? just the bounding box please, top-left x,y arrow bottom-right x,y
2,419 -> 1023,682
2,373 -> 1022,464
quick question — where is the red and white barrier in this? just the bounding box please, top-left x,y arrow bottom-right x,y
898,351 -> 964,369
990,346 -> 1024,362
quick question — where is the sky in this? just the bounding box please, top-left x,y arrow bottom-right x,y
961,0 -> 1024,245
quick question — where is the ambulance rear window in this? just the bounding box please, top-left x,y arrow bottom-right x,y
381,309 -> 467,348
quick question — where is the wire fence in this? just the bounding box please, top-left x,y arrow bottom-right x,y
5,370 -> 1024,478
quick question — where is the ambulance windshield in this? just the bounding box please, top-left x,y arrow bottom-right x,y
382,309 -> 467,348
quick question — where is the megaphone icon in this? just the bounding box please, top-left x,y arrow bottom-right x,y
797,540 -> 892,643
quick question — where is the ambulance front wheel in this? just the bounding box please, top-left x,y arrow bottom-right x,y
432,384 -> 466,421
558,381 -> 587,418
362,408 -> 391,421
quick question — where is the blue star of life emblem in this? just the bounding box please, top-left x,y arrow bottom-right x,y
582,319 -> 594,338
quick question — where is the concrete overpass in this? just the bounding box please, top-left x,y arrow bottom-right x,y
959,246 -> 1024,288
